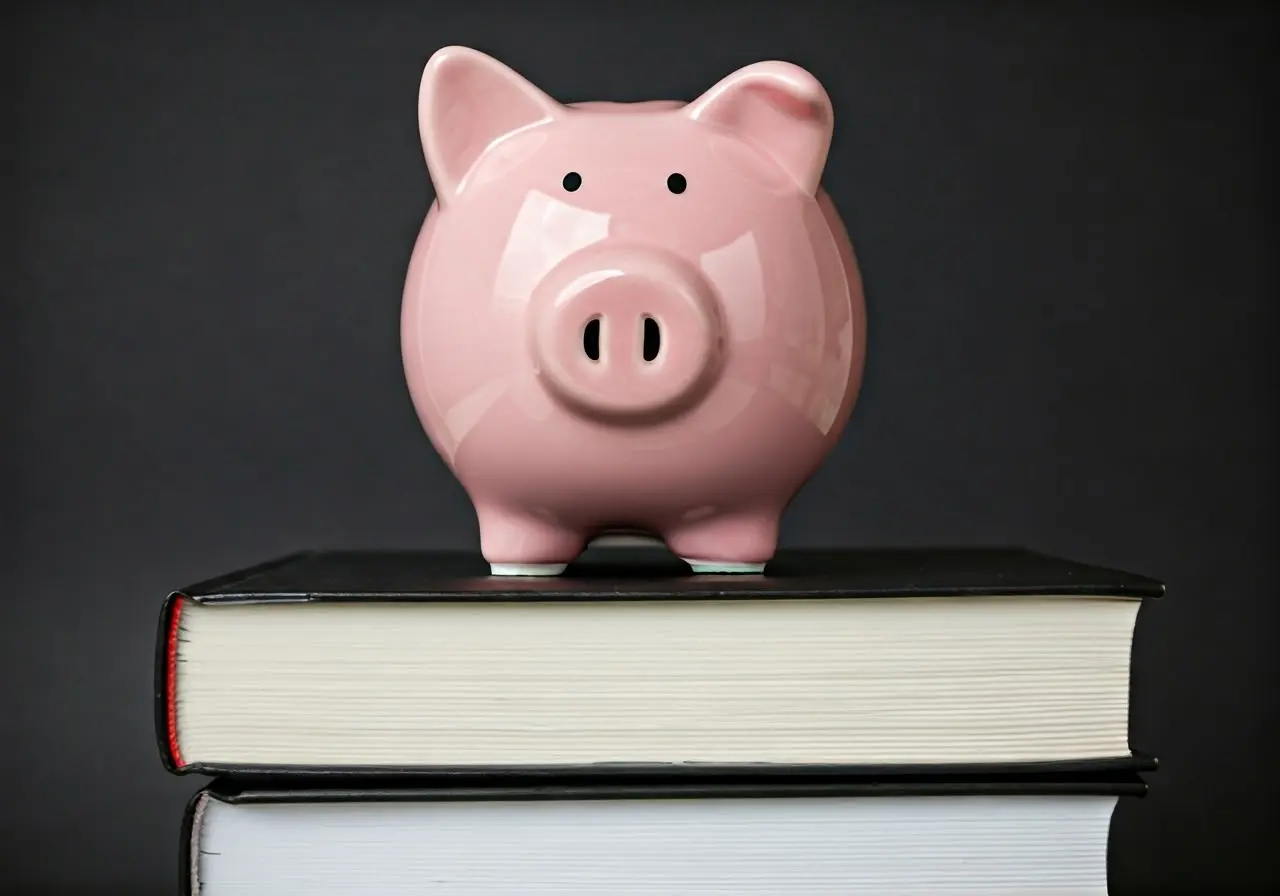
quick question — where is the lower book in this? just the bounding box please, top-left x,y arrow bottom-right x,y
183,772 -> 1148,895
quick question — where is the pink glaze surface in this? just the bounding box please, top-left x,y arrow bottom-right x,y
401,46 -> 867,573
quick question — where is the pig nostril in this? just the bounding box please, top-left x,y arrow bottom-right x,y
642,316 -> 661,362
583,317 -> 601,361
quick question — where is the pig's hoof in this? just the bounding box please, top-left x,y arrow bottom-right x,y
681,558 -> 767,574
489,562 -> 569,577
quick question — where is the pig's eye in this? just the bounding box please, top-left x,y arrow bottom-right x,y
667,173 -> 687,194
562,172 -> 582,192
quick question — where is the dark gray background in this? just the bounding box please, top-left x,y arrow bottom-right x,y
5,1 -> 1277,893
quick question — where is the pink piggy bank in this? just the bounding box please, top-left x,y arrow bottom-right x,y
401,46 -> 866,576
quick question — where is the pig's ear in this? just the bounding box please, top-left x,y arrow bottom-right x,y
418,46 -> 563,204
684,61 -> 833,195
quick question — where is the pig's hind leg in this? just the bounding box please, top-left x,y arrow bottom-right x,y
663,510 -> 779,574
476,505 -> 587,576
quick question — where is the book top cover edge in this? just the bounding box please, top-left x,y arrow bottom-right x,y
197,772 -> 1150,805
169,546 -> 1165,604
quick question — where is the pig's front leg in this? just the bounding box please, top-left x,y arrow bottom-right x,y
663,511 -> 780,574
476,506 -> 587,576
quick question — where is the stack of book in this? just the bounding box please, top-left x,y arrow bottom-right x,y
156,544 -> 1161,893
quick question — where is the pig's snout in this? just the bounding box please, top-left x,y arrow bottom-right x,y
529,245 -> 726,423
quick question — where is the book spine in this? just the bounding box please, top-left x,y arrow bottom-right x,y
154,592 -> 186,773
178,788 -> 208,896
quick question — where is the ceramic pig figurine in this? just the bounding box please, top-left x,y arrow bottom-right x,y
401,46 -> 866,576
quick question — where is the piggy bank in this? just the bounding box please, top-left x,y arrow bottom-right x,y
401,46 -> 866,576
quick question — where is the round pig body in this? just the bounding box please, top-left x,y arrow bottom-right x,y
401,46 -> 867,576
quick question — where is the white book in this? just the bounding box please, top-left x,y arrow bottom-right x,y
185,777 -> 1145,895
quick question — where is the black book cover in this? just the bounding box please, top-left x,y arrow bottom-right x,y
159,545 -> 1165,605
157,546 -> 1163,778
195,769 -> 1152,805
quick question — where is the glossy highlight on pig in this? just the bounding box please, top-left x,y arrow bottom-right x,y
401,46 -> 867,576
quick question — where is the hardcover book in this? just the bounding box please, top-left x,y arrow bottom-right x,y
157,546 -> 1162,778
183,773 -> 1147,894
